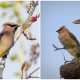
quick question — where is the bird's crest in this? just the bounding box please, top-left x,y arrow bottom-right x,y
3,22 -> 20,27
56,25 -> 66,32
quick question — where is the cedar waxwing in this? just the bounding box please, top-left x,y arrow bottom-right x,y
0,22 -> 20,59
56,26 -> 80,58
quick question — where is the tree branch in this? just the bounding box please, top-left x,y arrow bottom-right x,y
0,1 -> 39,79
14,1 -> 37,43
28,76 -> 39,78
26,67 -> 40,79
23,31 -> 36,40
53,44 -> 65,51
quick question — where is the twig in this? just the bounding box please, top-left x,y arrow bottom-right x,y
53,44 -> 65,51
14,1 -> 37,43
23,31 -> 36,40
61,51 -> 66,62
21,61 -> 32,79
0,1 -> 38,79
61,51 -> 71,64
26,67 -> 40,79
28,76 -> 39,78
53,43 -> 72,64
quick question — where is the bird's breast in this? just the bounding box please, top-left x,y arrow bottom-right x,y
0,32 -> 14,55
59,32 -> 77,48
67,47 -> 80,57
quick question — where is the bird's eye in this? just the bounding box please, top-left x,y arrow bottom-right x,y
11,25 -> 16,27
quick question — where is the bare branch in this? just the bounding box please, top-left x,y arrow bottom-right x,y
21,61 -> 32,79
26,67 -> 40,79
23,31 -> 36,40
53,43 -> 72,64
61,51 -> 66,62
61,51 -> 71,64
53,44 -> 65,51
14,1 -> 37,43
28,76 -> 39,78
0,1 -> 39,79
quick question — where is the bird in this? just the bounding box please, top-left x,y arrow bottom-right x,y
0,22 -> 20,60
56,26 -> 80,58
72,19 -> 80,24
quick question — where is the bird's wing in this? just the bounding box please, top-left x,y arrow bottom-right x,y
69,32 -> 80,46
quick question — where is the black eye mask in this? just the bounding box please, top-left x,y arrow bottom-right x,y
11,25 -> 19,27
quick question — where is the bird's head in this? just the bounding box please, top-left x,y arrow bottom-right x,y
56,26 -> 67,33
72,19 -> 80,24
3,22 -> 20,33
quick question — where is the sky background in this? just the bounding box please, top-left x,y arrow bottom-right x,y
0,1 -> 40,79
41,1 -> 80,79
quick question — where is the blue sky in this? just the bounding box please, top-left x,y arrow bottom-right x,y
41,1 -> 80,79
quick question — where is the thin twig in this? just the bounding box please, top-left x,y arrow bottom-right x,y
26,67 -> 40,79
14,1 -> 37,43
61,51 -> 71,64
53,43 -> 71,64
53,44 -> 65,51
61,51 -> 66,62
0,1 -> 38,79
23,31 -> 36,40
29,76 -> 39,78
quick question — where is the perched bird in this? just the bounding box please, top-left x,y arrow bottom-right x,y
56,26 -> 80,58
0,22 -> 20,59
72,19 -> 80,24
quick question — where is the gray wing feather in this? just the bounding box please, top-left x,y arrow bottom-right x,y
69,32 -> 80,46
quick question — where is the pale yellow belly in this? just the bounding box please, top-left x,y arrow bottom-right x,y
0,49 -> 4,57
67,47 -> 80,57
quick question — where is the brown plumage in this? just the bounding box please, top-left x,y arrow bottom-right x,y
56,26 -> 80,57
72,19 -> 80,24
0,22 -> 20,58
